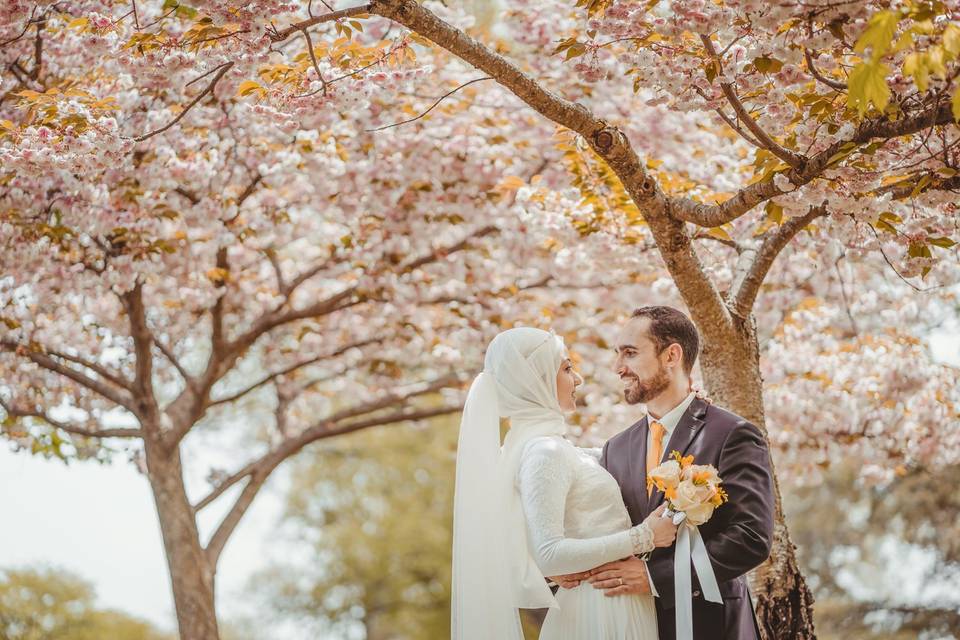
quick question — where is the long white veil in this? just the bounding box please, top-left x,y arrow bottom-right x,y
451,327 -> 569,640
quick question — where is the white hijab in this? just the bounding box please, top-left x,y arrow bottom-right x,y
451,327 -> 568,640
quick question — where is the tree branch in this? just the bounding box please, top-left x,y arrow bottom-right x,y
41,348 -> 131,392
367,0 -> 731,343
193,376 -> 462,513
120,283 -> 159,421
200,389 -> 460,566
875,174 -> 960,200
701,35 -> 805,169
368,77 -> 493,131
803,48 -> 847,91
203,402 -> 457,565
1,341 -> 137,413
207,336 -> 385,408
671,101 -> 958,228
730,205 -> 829,317
134,62 -> 233,143
268,4 -> 373,42
154,337 -> 196,390
0,396 -> 142,439
0,6 -> 38,48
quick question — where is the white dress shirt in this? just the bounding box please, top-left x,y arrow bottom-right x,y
643,391 -> 698,596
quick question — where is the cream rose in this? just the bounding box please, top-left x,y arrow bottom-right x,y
672,474 -> 716,502
670,478 -> 700,512
684,501 -> 717,526
685,464 -> 721,485
648,459 -> 682,490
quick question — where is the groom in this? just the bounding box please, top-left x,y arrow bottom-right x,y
564,306 -> 774,639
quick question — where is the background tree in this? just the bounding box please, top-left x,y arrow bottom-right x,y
0,567 -> 173,640
252,417 -> 454,640
250,415 -> 547,640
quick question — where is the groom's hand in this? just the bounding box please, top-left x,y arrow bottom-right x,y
587,557 -> 652,596
548,570 -> 591,589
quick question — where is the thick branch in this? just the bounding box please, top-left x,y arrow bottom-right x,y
121,283 -> 160,422
730,205 -> 829,316
672,101 -> 958,227
201,397 -> 459,565
369,0 -> 730,340
194,376 -> 462,512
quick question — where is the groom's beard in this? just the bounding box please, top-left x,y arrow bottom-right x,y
622,365 -> 671,404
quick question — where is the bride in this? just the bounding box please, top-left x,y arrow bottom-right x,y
452,327 -> 676,639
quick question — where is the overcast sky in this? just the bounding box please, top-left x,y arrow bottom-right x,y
2,327 -> 958,637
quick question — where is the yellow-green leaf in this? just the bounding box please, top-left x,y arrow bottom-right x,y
926,46 -> 947,78
565,43 -> 587,60
707,226 -> 733,242
903,52 -> 929,92
237,80 -> 262,97
847,60 -> 891,117
929,236 -> 956,249
943,23 -> 960,58
764,201 -> 783,224
854,10 -> 899,61
952,86 -> 960,122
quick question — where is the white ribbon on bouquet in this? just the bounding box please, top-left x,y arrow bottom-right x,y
667,509 -> 722,640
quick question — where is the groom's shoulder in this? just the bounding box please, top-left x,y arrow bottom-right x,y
702,402 -> 764,442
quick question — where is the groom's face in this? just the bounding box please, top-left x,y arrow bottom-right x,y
614,317 -> 671,405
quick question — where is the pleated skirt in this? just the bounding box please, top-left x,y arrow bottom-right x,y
539,583 -> 658,640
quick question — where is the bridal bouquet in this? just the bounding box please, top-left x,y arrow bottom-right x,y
648,451 -> 727,640
647,451 -> 728,525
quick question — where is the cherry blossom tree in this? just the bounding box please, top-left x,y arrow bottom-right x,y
0,4 -> 591,636
2,1 -> 959,639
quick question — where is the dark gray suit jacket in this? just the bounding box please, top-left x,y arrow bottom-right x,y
600,397 -> 774,640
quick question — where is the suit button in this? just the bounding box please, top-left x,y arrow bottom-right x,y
692,590 -> 701,597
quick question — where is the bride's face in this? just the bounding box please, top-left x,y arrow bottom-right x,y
556,358 -> 584,413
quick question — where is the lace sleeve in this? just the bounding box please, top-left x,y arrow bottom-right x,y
518,438 -> 652,576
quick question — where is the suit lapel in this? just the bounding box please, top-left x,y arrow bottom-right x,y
627,416 -> 649,519
647,397 -> 708,512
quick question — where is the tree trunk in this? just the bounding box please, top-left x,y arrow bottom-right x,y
146,444 -> 220,640
698,313 -> 817,640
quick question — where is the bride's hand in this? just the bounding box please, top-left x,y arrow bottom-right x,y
643,503 -> 678,548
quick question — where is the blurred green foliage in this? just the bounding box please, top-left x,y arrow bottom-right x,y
0,567 -> 172,640
253,417 -> 457,639
785,463 -> 960,639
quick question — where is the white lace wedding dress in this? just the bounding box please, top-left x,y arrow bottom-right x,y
518,435 -> 659,640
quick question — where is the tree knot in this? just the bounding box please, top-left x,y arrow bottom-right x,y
591,126 -> 618,154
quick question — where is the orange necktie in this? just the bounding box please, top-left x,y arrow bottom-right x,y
647,420 -> 666,497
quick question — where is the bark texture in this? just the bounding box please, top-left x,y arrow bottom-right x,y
697,314 -> 817,640
146,445 -> 220,640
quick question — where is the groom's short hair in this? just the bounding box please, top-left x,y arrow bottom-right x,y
630,306 -> 700,375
